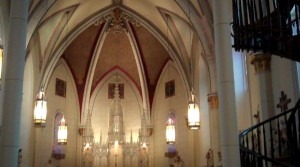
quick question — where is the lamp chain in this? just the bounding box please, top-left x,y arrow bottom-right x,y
166,15 -> 173,111
65,11 -> 70,57
167,14 -> 170,56
189,4 -> 194,94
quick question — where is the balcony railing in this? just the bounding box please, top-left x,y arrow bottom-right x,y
232,0 -> 300,61
239,99 -> 300,167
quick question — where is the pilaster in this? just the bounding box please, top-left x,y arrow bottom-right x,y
251,53 -> 271,73
208,93 -> 222,167
0,0 -> 29,166
213,0 -> 241,166
250,52 -> 274,120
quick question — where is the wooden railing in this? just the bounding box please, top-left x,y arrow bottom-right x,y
232,0 -> 300,61
239,100 -> 300,167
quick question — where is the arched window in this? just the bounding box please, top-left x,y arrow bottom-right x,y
233,51 -> 248,93
52,113 -> 65,160
290,5 -> 300,36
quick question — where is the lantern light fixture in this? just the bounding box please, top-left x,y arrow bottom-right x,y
187,92 -> 200,129
166,118 -> 175,144
58,116 -> 68,145
186,4 -> 201,130
33,89 -> 47,127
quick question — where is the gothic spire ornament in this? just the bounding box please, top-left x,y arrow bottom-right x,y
108,74 -> 125,144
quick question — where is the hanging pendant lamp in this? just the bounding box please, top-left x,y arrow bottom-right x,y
187,93 -> 200,129
166,118 -> 175,144
58,116 -> 68,145
33,90 -> 47,127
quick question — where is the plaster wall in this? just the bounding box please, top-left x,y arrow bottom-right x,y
19,55 -> 34,167
272,57 -> 298,113
152,62 -> 194,167
246,54 -> 299,126
195,54 -> 211,167
35,62 -> 80,167
233,51 -> 252,130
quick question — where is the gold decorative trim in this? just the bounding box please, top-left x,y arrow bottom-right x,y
250,53 -> 271,73
208,94 -> 219,109
94,7 -> 140,33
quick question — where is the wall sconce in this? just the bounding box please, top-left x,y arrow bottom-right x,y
58,116 -> 68,145
33,89 -> 47,127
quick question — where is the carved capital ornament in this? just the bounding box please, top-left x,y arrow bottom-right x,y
208,94 -> 219,109
250,52 -> 271,73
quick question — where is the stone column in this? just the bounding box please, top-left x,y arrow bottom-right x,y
0,0 -> 28,167
208,93 -> 221,166
212,0 -> 241,166
250,52 -> 274,121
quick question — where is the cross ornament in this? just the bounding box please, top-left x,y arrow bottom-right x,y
253,105 -> 260,123
276,91 -> 291,113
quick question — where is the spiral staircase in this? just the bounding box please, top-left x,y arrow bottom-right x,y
232,0 -> 300,62
239,100 -> 300,167
232,0 -> 300,166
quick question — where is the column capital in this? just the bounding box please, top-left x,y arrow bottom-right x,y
250,52 -> 271,73
207,93 -> 219,109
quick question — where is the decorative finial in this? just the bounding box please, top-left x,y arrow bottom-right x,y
130,129 -> 133,143
106,8 -> 127,34
100,131 -> 102,144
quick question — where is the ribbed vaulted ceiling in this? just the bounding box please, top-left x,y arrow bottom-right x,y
25,0 -> 213,112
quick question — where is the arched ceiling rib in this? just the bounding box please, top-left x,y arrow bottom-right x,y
175,0 -> 214,56
58,7 -> 172,112
25,0 -> 214,118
